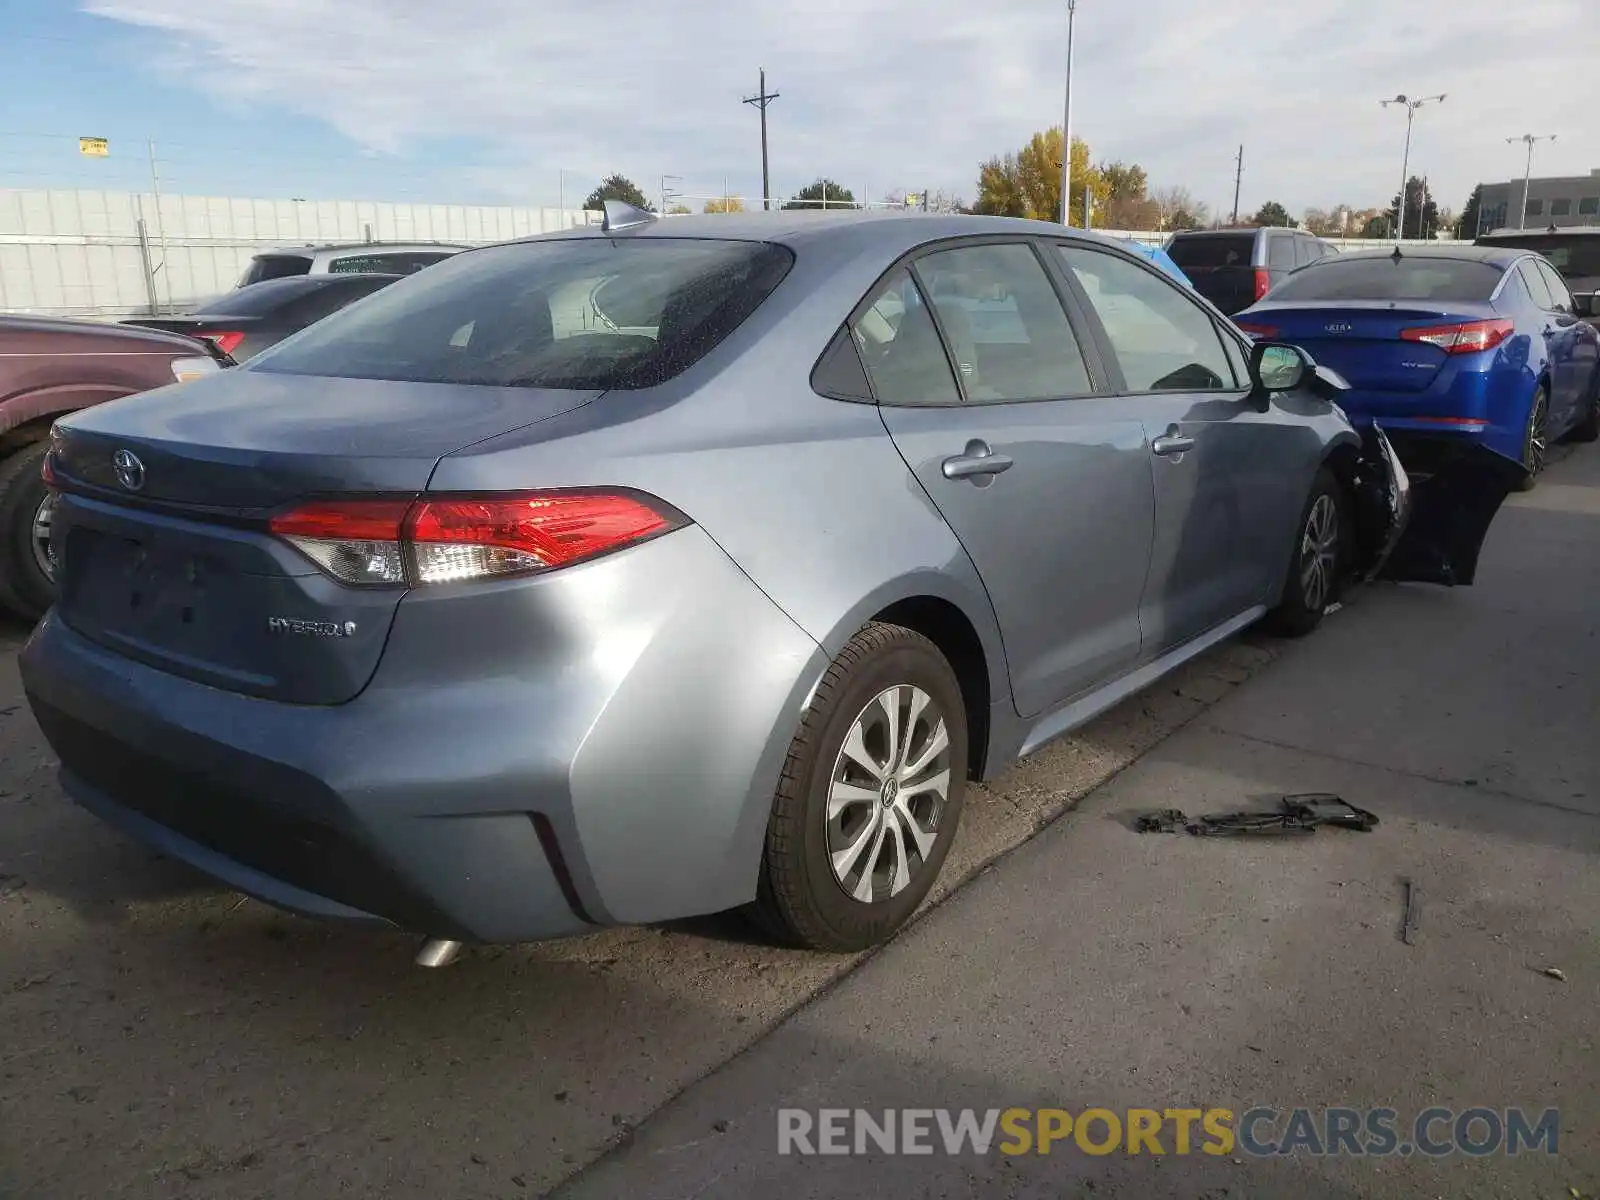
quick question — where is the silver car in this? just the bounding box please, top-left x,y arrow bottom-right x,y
21,208 -> 1508,956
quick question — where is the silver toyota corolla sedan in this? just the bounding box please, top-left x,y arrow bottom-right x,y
20,207 -> 1511,956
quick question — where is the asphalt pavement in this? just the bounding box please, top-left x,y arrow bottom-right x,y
3,446 -> 1597,1200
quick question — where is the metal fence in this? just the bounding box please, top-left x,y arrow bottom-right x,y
0,188 -> 597,318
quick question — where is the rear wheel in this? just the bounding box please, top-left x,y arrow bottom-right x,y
1263,467 -> 1345,638
751,622 -> 968,952
0,442 -> 56,622
1515,386 -> 1550,492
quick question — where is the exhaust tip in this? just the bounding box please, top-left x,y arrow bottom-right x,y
415,938 -> 463,968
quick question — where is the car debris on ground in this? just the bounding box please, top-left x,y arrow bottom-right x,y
1135,794 -> 1379,837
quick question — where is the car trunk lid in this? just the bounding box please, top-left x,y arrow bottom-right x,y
48,370 -> 600,704
1237,302 -> 1500,394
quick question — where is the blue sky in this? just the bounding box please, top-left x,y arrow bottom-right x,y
1,0 -> 1591,219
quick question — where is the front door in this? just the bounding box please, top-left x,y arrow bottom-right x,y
1052,242 -> 1297,653
856,243 -> 1154,719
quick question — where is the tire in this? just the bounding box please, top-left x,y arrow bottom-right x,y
0,442 -> 56,622
1514,386 -> 1550,492
1262,467 -> 1346,639
1565,371 -> 1599,445
750,622 -> 968,952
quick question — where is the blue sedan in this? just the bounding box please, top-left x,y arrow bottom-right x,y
1236,245 -> 1600,488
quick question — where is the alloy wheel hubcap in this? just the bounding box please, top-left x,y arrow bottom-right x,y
826,684 -> 952,904
1527,395 -> 1548,475
30,493 -> 56,583
1299,494 -> 1338,613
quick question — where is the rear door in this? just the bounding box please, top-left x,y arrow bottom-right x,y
1054,242 -> 1299,653
1166,233 -> 1258,315
1530,259 -> 1589,426
864,241 -> 1154,717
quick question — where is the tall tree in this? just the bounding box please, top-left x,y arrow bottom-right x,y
974,128 -> 1102,225
703,197 -> 745,213
1457,184 -> 1484,240
1252,200 -> 1296,228
1152,185 -> 1207,231
1095,160 -> 1156,229
1388,176 -> 1439,240
783,179 -> 857,210
583,174 -> 654,212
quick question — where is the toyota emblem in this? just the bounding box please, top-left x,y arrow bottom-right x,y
111,449 -> 146,492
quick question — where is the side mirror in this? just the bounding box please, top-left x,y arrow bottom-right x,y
1573,293 -> 1597,319
1250,341 -> 1309,393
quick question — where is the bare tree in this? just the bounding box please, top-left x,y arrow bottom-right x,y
1151,185 -> 1208,230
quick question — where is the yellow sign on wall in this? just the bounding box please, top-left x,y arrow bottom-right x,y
78,136 -> 110,157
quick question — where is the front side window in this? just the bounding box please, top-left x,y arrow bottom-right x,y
1057,246 -> 1237,393
851,269 -> 960,406
250,238 -> 793,390
914,242 -> 1092,402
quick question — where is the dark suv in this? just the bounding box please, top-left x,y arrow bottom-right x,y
1166,227 -> 1338,316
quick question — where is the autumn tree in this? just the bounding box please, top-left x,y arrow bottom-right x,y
583,174 -> 653,212
783,179 -> 858,210
703,197 -> 745,213
1095,160 -> 1158,229
1252,200 -> 1296,228
1302,208 -> 1334,236
974,127 -> 1102,225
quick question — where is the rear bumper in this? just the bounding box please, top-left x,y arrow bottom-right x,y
20,526 -> 827,942
1336,366 -> 1534,468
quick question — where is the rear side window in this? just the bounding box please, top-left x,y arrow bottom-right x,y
914,242 -> 1092,402
250,238 -> 794,390
238,255 -> 312,286
851,269 -> 960,406
1517,262 -> 1555,310
1265,256 -> 1504,303
1166,234 -> 1254,269
1267,235 -> 1296,271
1536,261 -> 1573,311
328,251 -> 456,275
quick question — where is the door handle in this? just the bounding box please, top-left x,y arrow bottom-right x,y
941,440 -> 1014,481
1151,431 -> 1196,457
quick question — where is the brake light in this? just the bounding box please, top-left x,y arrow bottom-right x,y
1399,318 -> 1514,356
40,451 -> 59,489
1253,268 -> 1271,301
1234,319 -> 1279,338
268,492 -> 685,587
202,331 -> 247,357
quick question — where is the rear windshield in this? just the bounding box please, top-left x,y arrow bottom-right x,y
1267,256 -> 1503,303
249,238 -> 794,390
197,277 -> 328,317
1166,234 -> 1255,269
238,255 -> 312,286
327,251 -> 457,275
1476,235 -> 1600,281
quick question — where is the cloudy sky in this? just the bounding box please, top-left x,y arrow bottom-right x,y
1,0 -> 1591,218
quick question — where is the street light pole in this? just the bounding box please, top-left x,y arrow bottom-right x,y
1505,134 -> 1556,230
1059,0 -> 1078,226
1379,93 -> 1445,241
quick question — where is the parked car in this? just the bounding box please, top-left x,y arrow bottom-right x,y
125,273 -> 404,362
0,317 -> 224,621
1236,244 -> 1600,490
1166,227 -> 1339,315
234,241 -> 467,288
1475,227 -> 1600,322
20,210 -> 1510,960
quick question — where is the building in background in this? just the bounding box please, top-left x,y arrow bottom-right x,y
1475,168 -> 1600,235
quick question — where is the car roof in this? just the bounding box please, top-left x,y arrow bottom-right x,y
495,210 -> 1157,264
1320,244 -> 1525,269
253,242 -> 470,257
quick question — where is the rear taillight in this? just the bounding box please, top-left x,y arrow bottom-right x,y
1399,318 -> 1514,356
1253,268 -> 1271,301
268,492 -> 686,587
201,331 -> 247,357
40,450 -> 58,489
1234,319 -> 1279,339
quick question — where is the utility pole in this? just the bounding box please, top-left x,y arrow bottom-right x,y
1380,93 -> 1446,240
1231,144 -> 1243,225
1506,133 -> 1556,230
742,68 -> 780,212
147,139 -> 172,313
1058,0 -> 1078,226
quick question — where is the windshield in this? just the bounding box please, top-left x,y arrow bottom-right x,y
1477,235 -> 1600,282
250,238 -> 794,390
1267,256 -> 1502,303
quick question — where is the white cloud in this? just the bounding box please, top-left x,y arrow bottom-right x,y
86,0 -> 1593,216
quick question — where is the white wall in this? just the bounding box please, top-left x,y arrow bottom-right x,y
0,188 -> 597,318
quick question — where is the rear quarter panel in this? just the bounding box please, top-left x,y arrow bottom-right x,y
0,326 -> 194,437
